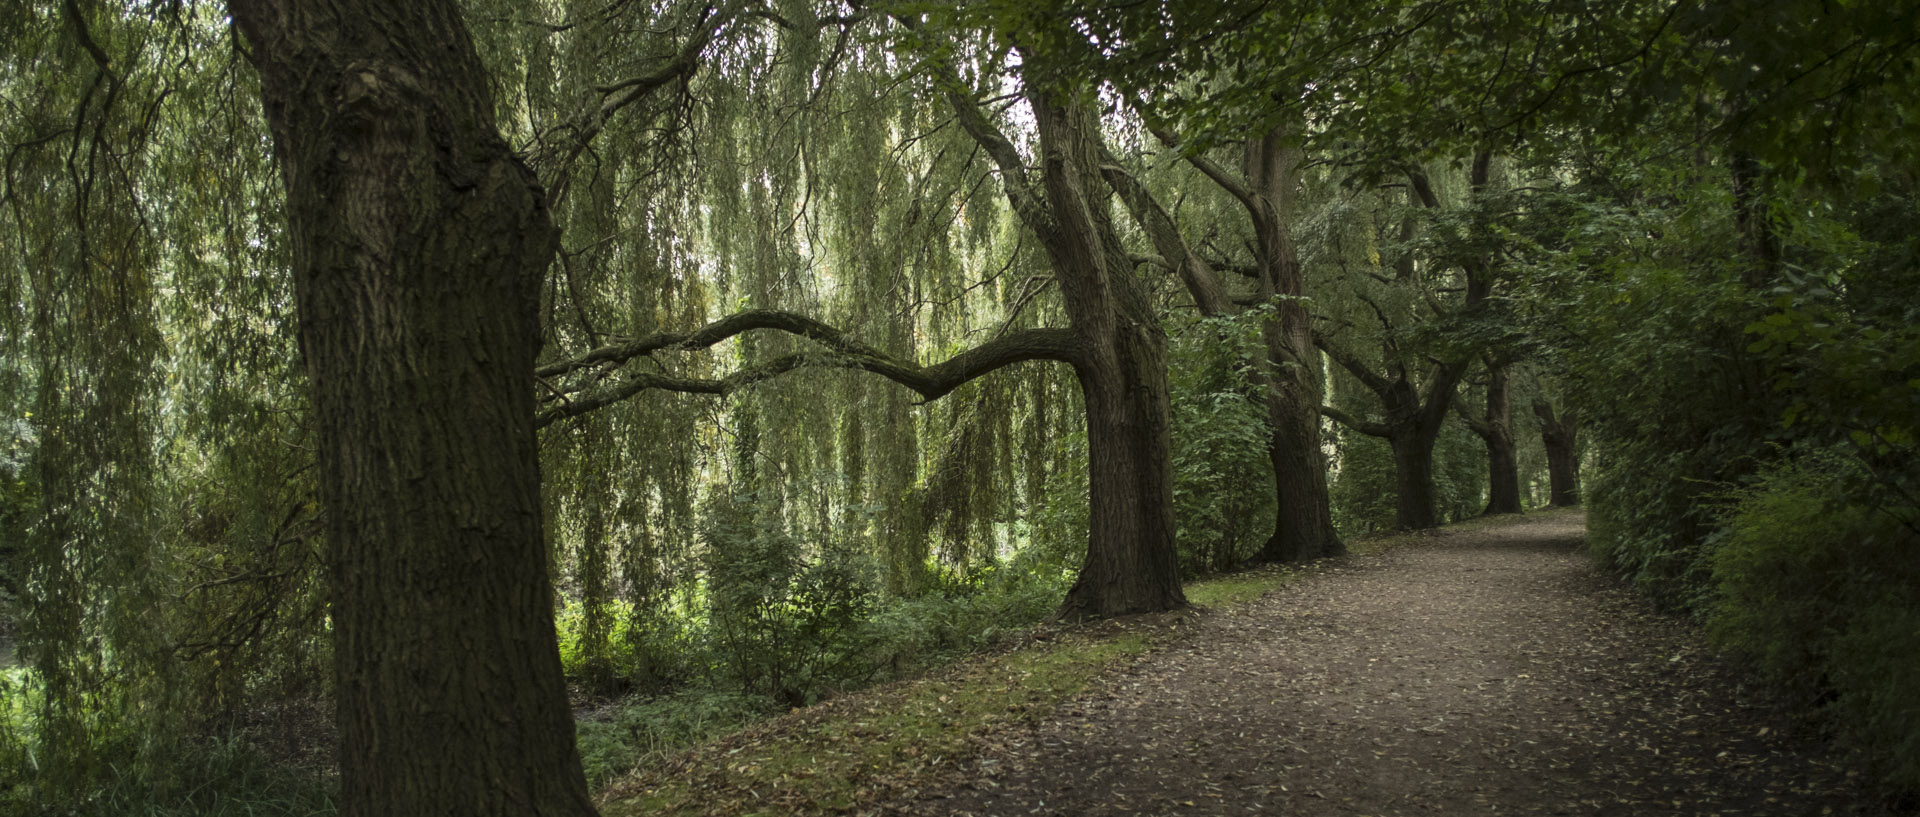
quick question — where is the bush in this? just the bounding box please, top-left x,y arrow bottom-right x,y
1709,450 -> 1920,795
700,493 -> 876,706
858,562 -> 1069,674
575,688 -> 771,790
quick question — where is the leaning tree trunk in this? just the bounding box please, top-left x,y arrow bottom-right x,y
230,3 -> 596,815
1481,363 -> 1524,515
1534,398 -> 1582,507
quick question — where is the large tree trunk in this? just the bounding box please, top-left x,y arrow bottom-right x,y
1481,363 -> 1524,516
1246,130 -> 1343,563
1102,125 -> 1339,566
1534,398 -> 1582,507
1062,333 -> 1185,618
1262,378 -> 1342,560
230,3 -> 596,815
1026,90 -> 1186,619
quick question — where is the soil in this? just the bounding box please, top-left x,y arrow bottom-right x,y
881,512 -> 1897,817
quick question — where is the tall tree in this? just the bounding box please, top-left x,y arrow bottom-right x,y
1455,356 -> 1524,515
1317,156 -> 1495,530
536,31 -> 1192,617
228,0 -> 596,813
1105,123 -> 1344,563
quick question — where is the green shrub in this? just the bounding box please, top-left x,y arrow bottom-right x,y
0,671 -> 334,817
1330,429 -> 1396,535
575,688 -> 771,790
858,563 -> 1069,674
1166,313 -> 1274,576
700,493 -> 876,706
1710,450 -> 1920,794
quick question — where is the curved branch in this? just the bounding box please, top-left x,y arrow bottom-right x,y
1101,158 -> 1230,315
537,319 -> 1081,427
1319,404 -> 1390,438
1151,126 -> 1260,217
540,308 -> 882,378
1453,394 -> 1492,439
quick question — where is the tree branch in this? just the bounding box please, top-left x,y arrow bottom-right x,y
1151,126 -> 1260,216
540,4 -> 734,198
1314,334 -> 1394,397
537,314 -> 1081,427
1319,404 -> 1391,438
1100,157 -> 1231,315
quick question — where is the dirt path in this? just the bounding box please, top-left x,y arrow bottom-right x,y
885,512 -> 1890,816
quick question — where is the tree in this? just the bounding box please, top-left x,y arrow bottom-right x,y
1456,356 -> 1524,515
538,18 -> 1191,619
1531,397 -> 1581,507
1104,122 -> 1344,563
1317,156 -> 1496,530
228,0 -> 596,812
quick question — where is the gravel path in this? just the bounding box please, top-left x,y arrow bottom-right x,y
889,512 -> 1891,816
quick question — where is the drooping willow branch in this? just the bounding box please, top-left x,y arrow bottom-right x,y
535,309 -> 1082,428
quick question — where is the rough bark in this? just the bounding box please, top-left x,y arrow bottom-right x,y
1242,129 -> 1343,562
229,2 -> 595,815
1024,90 -> 1185,619
1533,398 -> 1582,507
1389,426 -> 1442,530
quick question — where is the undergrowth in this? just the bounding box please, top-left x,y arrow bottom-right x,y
1708,450 -> 1920,797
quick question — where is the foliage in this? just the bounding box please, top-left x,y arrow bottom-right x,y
576,689 -> 773,792
699,492 -> 876,706
1166,311 -> 1275,575
1708,450 -> 1920,794
1329,428 -> 1397,535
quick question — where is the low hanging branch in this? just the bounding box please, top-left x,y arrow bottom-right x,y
535,309 -> 1081,428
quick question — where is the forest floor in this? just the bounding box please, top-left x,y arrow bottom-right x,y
603,511 -> 1902,817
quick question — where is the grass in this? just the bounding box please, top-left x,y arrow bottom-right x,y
599,632 -> 1152,817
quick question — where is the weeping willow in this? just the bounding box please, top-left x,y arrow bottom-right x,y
0,2 -> 326,800
509,4 -> 1087,687
0,0 -> 1111,802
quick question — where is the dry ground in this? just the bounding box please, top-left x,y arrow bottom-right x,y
880,512 -> 1893,817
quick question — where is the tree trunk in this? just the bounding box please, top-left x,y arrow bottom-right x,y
230,3 -> 596,815
1246,129 -> 1343,563
1102,125 -> 1339,565
1534,398 -> 1582,507
1026,89 -> 1186,619
1481,363 -> 1524,515
1061,333 -> 1185,618
1262,378 -> 1343,561
1389,426 -> 1442,530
